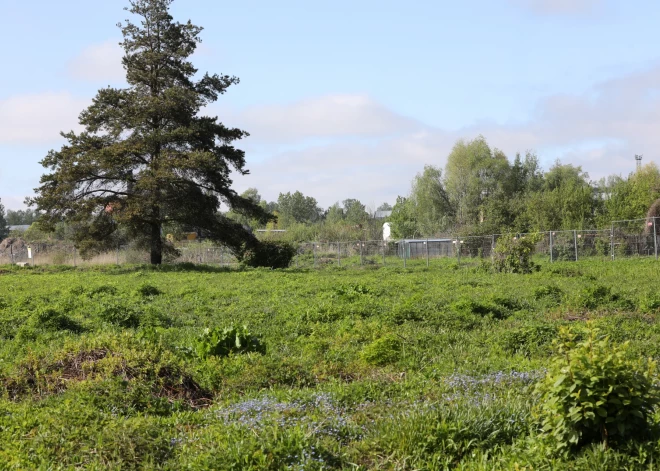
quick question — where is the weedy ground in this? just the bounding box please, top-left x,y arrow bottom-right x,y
0,258 -> 660,469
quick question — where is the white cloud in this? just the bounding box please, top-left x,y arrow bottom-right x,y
68,40 -> 125,82
0,92 -> 88,144
233,64 -> 660,206
510,0 -> 603,15
6,60 -> 660,209
0,196 -> 28,211
229,94 -> 421,142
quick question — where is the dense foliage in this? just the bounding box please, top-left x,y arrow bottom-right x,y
535,326 -> 660,452
0,258 -> 659,468
4,208 -> 40,226
238,240 -> 297,269
493,233 -> 542,274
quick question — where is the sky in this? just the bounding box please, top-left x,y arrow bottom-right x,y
2,0 -> 660,211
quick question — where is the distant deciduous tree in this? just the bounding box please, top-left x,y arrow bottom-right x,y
444,136 -> 510,228
389,196 -> 419,238
599,163 -> 660,223
325,203 -> 345,224
277,191 -> 321,226
342,199 -> 369,224
5,209 -> 40,226
409,165 -> 454,235
525,161 -> 597,231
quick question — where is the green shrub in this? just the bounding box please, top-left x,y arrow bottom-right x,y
97,301 -> 142,328
500,324 -> 557,357
534,326 -> 660,452
534,285 -> 564,304
88,285 -> 118,297
450,298 -> 509,320
639,294 -> 660,313
361,335 -> 402,366
578,284 -> 613,309
549,265 -> 583,278
493,233 -> 542,274
135,283 -> 162,297
333,283 -> 373,299
31,307 -> 81,333
239,241 -> 296,269
194,325 -> 265,359
575,284 -> 633,311
388,297 -> 426,324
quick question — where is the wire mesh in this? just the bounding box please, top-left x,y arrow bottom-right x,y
2,220 -> 660,268
612,218 -> 659,259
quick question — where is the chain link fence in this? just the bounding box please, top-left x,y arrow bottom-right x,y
0,241 -> 240,267
611,218 -> 660,259
1,219 -> 659,268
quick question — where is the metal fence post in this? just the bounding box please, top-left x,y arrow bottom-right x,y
550,231 -> 554,263
382,242 -> 386,266
574,230 -> 578,261
313,243 -> 317,268
221,246 -> 225,266
403,241 -> 406,268
426,238 -> 429,268
116,242 -> 120,265
611,223 -> 615,261
654,218 -> 658,260
338,242 -> 341,266
491,234 -> 495,262
73,246 -> 76,267
360,241 -> 364,266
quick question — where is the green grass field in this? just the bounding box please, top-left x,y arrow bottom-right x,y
1,259 -> 660,470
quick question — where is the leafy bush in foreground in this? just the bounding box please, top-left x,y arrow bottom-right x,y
195,325 -> 265,359
534,325 -> 660,452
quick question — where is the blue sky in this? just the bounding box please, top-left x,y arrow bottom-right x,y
2,0 -> 660,210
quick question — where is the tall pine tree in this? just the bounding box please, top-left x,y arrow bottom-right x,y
29,0 -> 272,264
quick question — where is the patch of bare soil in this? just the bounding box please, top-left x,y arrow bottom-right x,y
2,349 -> 213,408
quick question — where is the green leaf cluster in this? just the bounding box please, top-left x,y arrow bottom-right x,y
534,325 -> 660,452
194,325 -> 265,359
361,335 -> 402,366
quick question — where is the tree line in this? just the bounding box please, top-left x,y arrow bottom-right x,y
223,134 -> 660,241
388,136 -> 660,238
3,133 -> 659,244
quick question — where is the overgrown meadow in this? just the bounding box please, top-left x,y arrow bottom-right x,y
1,259 -> 660,470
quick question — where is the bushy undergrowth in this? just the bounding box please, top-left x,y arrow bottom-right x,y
534,326 -> 660,452
239,240 -> 296,269
0,258 -> 658,468
493,233 -> 542,274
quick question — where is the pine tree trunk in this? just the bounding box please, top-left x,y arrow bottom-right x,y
150,222 -> 163,265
